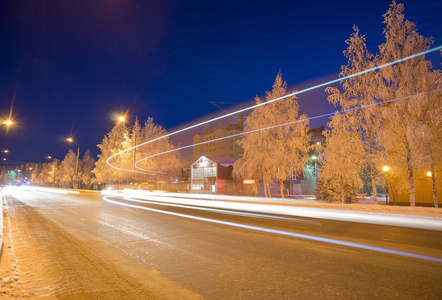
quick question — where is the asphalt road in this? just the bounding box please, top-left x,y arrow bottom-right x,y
2,188 -> 442,299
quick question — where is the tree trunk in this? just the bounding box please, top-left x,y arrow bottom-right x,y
405,140 -> 416,207
407,165 -> 416,207
263,179 -> 268,198
431,163 -> 439,208
267,181 -> 272,199
280,180 -> 285,199
341,179 -> 346,203
370,167 -> 378,204
255,180 -> 261,197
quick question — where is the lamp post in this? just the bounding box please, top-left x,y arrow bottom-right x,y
67,138 -> 80,189
118,116 -> 137,187
382,166 -> 390,205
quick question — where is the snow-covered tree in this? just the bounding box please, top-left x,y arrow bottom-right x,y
324,25 -> 382,203
40,163 -> 55,185
234,72 -> 311,198
407,70 -> 441,207
136,118 -> 182,182
377,0 -> 436,206
52,159 -> 61,187
94,117 -> 181,186
318,113 -> 362,203
80,149 -> 95,189
60,150 -> 77,188
93,122 -> 132,185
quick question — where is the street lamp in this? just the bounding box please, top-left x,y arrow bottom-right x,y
2,120 -> 13,126
382,166 -> 390,205
66,137 -> 80,189
118,116 -> 137,186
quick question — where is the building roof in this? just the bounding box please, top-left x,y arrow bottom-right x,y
207,156 -> 237,167
191,156 -> 237,167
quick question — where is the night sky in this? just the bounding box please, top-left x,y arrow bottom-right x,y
1,0 -> 441,164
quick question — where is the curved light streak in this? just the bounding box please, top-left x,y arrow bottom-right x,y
104,196 -> 442,263
107,45 -> 442,174
135,88 -> 442,165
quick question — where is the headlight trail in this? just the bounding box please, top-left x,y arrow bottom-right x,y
106,45 -> 442,174
103,196 -> 442,263
135,88 -> 442,166
119,195 -> 318,223
3,186 -> 80,194
102,189 -> 442,231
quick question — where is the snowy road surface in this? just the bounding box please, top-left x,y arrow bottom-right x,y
1,187 -> 442,299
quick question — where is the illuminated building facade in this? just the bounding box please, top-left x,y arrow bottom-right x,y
190,156 -> 236,194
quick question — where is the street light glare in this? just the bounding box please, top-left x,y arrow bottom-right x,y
427,171 -> 432,177
3,120 -> 13,126
118,116 -> 125,122
67,138 -> 73,142
382,166 -> 390,172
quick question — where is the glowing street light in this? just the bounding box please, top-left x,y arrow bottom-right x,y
382,166 -> 390,172
66,137 -> 80,189
426,171 -> 432,177
2,120 -> 13,126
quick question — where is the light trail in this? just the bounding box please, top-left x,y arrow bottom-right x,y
103,196 -> 442,263
135,88 -> 442,165
102,190 -> 442,231
106,45 -> 442,174
118,196 -> 318,223
3,186 -> 80,194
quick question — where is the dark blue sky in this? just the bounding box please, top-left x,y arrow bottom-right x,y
1,0 -> 441,164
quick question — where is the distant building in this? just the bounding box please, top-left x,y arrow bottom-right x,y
309,125 -> 326,148
190,156 -> 236,194
192,123 -> 244,160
